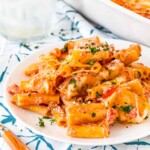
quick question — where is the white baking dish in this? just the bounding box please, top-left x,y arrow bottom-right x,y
64,0 -> 150,47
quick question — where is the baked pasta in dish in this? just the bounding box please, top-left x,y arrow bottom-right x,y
112,0 -> 150,19
8,36 -> 150,138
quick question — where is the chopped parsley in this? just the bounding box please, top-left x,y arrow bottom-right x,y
89,47 -> 99,54
62,44 -> 68,52
112,81 -> 116,85
69,78 -> 76,88
73,73 -> 77,75
38,117 -> 45,127
102,41 -> 110,51
119,105 -> 133,113
42,116 -> 50,119
137,71 -> 141,78
103,47 -> 109,51
78,148 -> 81,150
42,116 -> 55,125
50,117 -> 56,125
145,116 -> 149,120
87,60 -> 94,66
96,91 -> 102,98
91,112 -> 96,118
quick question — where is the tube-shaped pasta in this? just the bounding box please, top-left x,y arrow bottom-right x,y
39,48 -> 61,60
21,105 -> 51,116
130,62 -> 150,80
121,79 -> 144,95
66,103 -> 107,125
51,106 -> 67,127
105,59 -> 124,80
67,36 -> 101,50
24,63 -> 40,76
115,87 -> 149,123
67,120 -> 109,138
80,51 -> 110,64
115,44 -> 141,65
20,77 -> 56,95
57,65 -> 72,77
90,62 -> 101,74
12,93 -> 59,106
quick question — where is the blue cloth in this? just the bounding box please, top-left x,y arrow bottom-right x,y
0,1 -> 150,150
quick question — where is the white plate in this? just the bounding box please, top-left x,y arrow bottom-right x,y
4,38 -> 150,146
64,0 -> 150,47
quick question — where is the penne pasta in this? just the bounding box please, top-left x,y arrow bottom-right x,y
20,77 -> 56,95
115,44 -> 141,65
21,105 -> 51,116
52,106 -> 67,127
12,93 -> 59,106
67,120 -> 109,138
66,103 -> 107,125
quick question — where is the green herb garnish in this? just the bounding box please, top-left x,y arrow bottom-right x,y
89,47 -> 99,54
91,112 -> 96,118
69,78 -> 76,88
103,47 -> 109,51
137,71 -> 141,78
62,44 -> 68,52
102,41 -> 110,51
87,60 -> 94,66
50,117 -> 56,125
96,91 -> 102,98
112,82 -> 116,85
42,116 -> 50,119
119,105 -> 133,113
38,117 -> 45,127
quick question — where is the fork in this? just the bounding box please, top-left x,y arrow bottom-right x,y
0,123 -> 30,150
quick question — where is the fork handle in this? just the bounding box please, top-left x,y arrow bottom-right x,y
2,130 -> 30,150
